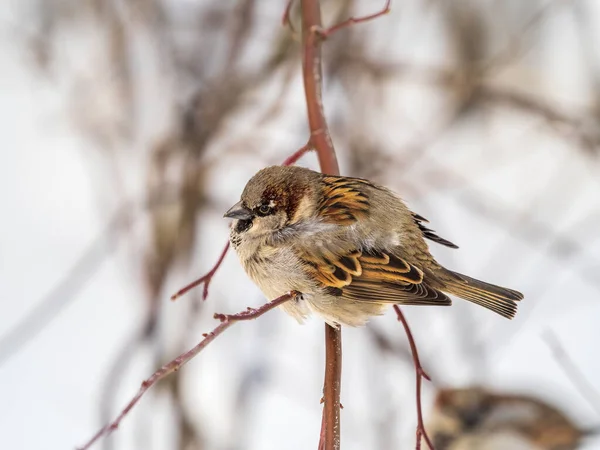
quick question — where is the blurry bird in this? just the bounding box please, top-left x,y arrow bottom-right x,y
224,165 -> 523,327
428,387 -> 592,450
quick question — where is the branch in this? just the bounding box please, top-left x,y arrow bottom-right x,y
77,291 -> 297,450
300,1 -> 342,448
316,0 -> 391,39
282,141 -> 314,166
300,0 -> 339,174
282,0 -> 297,33
170,242 -> 230,301
393,306 -> 434,450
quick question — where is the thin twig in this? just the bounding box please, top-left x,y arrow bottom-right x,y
77,291 -> 297,450
282,0 -> 296,33
170,242 -> 230,301
315,0 -> 391,39
394,306 -> 435,450
282,141 -> 314,166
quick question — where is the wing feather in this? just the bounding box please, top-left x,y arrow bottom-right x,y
299,246 -> 451,307
318,176 -> 371,225
412,212 -> 459,249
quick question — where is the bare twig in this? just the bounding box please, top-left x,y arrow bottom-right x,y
77,291 -> 297,450
316,0 -> 391,39
282,0 -> 297,33
170,242 -> 230,301
282,141 -> 314,166
394,306 -> 434,450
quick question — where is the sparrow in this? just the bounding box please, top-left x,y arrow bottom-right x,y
224,165 -> 523,327
428,387 -> 586,450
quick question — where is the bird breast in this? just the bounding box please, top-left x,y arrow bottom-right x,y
242,243 -> 315,300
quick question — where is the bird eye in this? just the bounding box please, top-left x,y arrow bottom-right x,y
256,204 -> 273,216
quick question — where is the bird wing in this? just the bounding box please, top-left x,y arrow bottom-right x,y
298,245 -> 451,306
316,175 -> 458,251
412,212 -> 459,249
317,175 -> 372,225
306,175 -> 450,306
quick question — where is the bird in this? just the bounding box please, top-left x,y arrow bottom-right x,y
224,165 -> 523,327
427,387 -> 587,450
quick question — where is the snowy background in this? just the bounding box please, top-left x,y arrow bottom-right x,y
1,1 -> 600,449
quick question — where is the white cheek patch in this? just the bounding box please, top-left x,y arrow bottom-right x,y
291,195 -> 313,223
248,219 -> 264,235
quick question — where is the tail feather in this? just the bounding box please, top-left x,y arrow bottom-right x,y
441,270 -> 523,319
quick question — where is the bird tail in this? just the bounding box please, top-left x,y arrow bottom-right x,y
440,270 -> 523,319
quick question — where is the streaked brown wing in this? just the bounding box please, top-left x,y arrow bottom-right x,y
317,176 -> 371,225
300,246 -> 452,306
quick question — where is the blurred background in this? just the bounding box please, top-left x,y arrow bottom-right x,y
1,0 -> 600,449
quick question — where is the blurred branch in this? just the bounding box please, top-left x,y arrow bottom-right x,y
420,163 -> 600,291
315,0 -> 391,38
0,190 -> 177,367
224,0 -> 257,71
544,330 -> 600,416
481,86 -> 600,154
478,0 -> 572,73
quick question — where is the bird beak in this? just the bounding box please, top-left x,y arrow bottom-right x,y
224,201 -> 253,220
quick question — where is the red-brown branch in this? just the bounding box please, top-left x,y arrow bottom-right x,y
300,1 -> 342,449
394,306 -> 434,450
171,241 -> 230,301
77,291 -> 297,450
316,0 -> 392,39
301,0 -> 339,175
282,141 -> 314,166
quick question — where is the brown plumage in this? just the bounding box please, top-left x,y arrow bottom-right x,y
225,165 -> 523,326
428,387 -> 585,450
